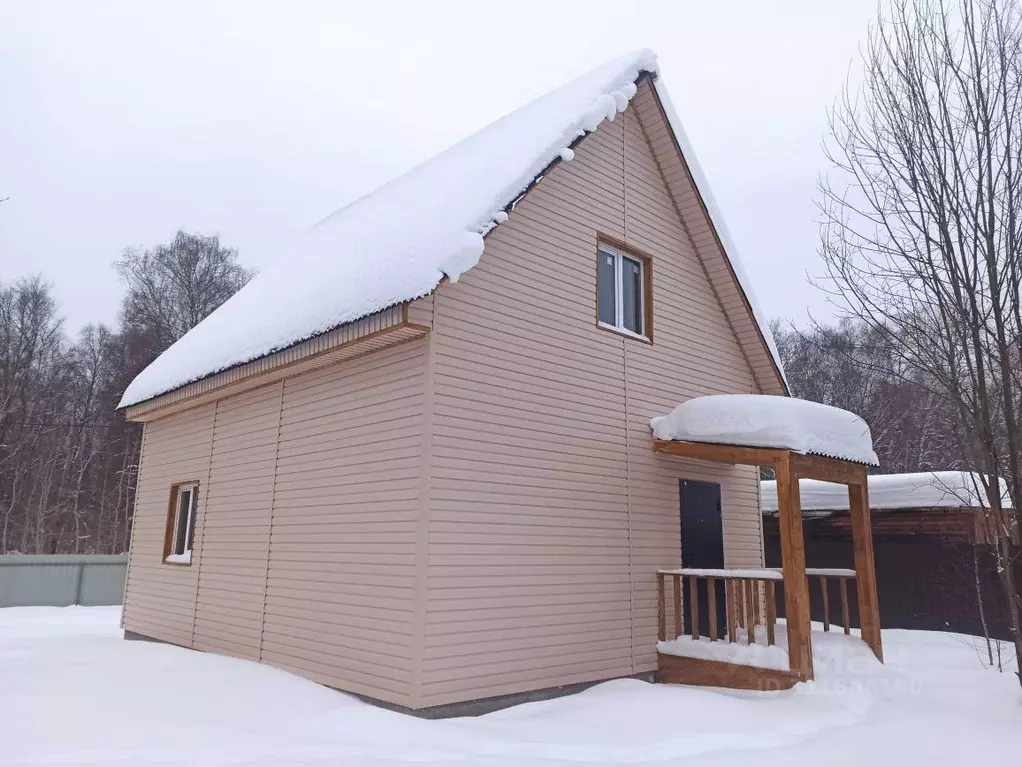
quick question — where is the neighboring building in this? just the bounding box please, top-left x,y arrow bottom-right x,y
761,471 -> 1013,542
117,50 -> 789,714
761,471 -> 1014,638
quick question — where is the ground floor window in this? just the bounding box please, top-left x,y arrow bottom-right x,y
163,482 -> 198,565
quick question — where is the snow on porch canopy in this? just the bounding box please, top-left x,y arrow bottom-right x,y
650,394 -> 880,466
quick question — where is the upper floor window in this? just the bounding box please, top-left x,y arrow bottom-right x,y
163,482 -> 198,565
597,242 -> 650,339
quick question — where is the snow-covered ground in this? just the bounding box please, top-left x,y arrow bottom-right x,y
3,607 -> 1019,766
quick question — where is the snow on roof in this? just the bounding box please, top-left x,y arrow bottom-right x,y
119,50 -> 784,409
651,394 -> 879,466
761,471 -> 1013,513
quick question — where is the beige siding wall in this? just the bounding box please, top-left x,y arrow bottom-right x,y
122,340 -> 425,708
259,341 -> 424,703
419,101 -> 764,707
619,94 -> 762,667
192,383 -> 281,660
122,404 -> 215,647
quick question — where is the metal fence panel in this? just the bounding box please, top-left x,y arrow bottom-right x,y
0,555 -> 128,607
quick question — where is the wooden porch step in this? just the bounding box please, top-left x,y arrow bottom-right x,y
656,652 -> 798,692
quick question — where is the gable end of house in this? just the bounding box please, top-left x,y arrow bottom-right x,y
122,62 -> 784,421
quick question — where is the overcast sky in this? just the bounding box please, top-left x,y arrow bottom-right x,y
0,1 -> 876,334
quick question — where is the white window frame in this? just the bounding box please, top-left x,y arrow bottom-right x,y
164,482 -> 198,565
597,244 -> 648,339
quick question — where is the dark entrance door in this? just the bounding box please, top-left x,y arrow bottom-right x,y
679,479 -> 726,637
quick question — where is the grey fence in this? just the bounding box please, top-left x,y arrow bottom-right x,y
0,554 -> 127,607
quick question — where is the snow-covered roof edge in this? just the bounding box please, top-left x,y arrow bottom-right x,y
118,53 -> 657,409
760,471 -> 1014,513
648,77 -> 787,392
119,51 -> 785,409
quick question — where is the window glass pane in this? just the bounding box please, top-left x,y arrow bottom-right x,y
174,489 -> 191,556
597,250 -> 616,325
621,256 -> 643,334
186,489 -> 198,552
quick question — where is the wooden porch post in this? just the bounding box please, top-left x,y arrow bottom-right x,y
775,454 -> 813,681
848,478 -> 883,661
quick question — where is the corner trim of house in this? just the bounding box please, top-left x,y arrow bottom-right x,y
409,301 -> 437,707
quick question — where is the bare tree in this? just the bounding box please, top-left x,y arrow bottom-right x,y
0,232 -> 250,555
772,319 -> 960,472
819,0 -> 1022,680
116,230 -> 253,353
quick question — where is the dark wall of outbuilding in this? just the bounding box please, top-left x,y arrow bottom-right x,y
763,513 -> 1011,641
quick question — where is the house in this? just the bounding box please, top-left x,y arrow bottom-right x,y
761,471 -> 1014,638
117,50 -> 881,714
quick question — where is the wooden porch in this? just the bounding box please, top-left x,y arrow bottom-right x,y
655,567 -> 860,689
652,438 -> 883,689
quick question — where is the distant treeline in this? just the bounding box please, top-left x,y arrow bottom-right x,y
0,231 -> 250,554
771,319 -> 963,474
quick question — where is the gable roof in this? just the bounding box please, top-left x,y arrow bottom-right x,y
119,49 -> 785,409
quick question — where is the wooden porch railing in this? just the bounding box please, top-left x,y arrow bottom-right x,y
657,567 -> 859,647
657,568 -> 783,647
804,567 -> 856,635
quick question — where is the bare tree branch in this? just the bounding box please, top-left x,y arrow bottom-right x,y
817,0 -> 1022,681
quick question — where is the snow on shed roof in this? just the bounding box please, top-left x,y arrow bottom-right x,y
651,394 -> 879,466
119,50 -> 783,409
760,471 -> 1013,513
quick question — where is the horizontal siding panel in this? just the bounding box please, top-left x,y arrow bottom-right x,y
267,556 -> 416,576
193,382 -> 279,659
260,647 -> 411,700
278,405 -> 423,442
429,500 -> 630,523
423,605 -> 630,634
262,506 -> 418,523
429,521 -> 627,539
272,419 -> 423,456
264,588 -> 414,618
260,624 -> 413,663
264,567 -> 412,589
122,403 -> 215,648
262,603 -> 416,642
424,626 -> 632,662
419,652 -> 633,708
260,339 -> 424,707
423,629 -> 631,669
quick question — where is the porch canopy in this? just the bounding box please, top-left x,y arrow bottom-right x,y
650,394 -> 882,682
